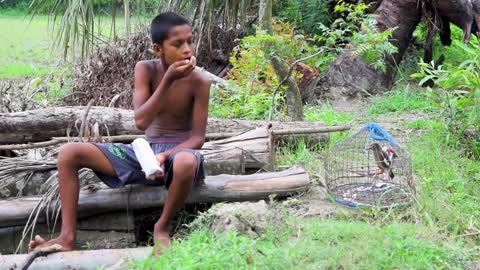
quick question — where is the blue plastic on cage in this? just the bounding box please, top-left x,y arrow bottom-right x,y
362,123 -> 398,147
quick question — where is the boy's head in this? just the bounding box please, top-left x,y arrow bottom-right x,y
150,12 -> 193,65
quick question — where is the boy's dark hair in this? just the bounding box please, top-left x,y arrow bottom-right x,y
150,12 -> 190,45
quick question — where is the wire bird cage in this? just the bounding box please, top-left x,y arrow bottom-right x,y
325,123 -> 415,208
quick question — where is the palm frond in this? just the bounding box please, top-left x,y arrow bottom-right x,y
29,0 -> 258,60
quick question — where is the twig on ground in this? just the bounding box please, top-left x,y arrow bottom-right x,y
16,244 -> 62,270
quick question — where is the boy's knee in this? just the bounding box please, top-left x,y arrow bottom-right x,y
173,152 -> 197,175
58,143 -> 83,166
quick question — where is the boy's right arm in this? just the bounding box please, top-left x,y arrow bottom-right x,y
133,59 -> 196,130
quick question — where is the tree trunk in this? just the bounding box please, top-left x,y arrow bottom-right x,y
323,0 -> 422,96
124,0 -> 130,42
258,0 -> 273,34
270,55 -> 304,121
0,107 -> 328,144
0,167 -> 309,228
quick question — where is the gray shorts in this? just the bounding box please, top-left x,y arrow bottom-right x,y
92,137 -> 205,189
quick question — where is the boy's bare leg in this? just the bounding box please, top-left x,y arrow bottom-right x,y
28,143 -> 116,251
153,152 -> 196,254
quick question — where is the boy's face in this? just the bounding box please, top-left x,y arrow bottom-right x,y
152,24 -> 193,65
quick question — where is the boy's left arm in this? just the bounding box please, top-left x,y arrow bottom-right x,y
157,74 -> 211,165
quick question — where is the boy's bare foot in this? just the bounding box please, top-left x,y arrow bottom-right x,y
153,228 -> 171,256
28,235 -> 74,252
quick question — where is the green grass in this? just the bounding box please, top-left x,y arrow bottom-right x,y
0,13 -> 144,79
0,63 -> 52,78
406,127 -> 480,235
132,219 -> 475,270
304,104 -> 353,125
403,118 -> 437,130
368,84 -> 434,115
0,15 -> 57,78
304,104 -> 355,147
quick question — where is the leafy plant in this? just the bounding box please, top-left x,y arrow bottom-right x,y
314,2 -> 398,74
315,2 -> 370,48
274,0 -> 330,36
210,22 -> 324,120
414,40 -> 480,128
411,37 -> 480,157
351,18 -> 398,74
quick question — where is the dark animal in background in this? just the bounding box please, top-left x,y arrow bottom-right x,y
369,143 -> 397,180
422,0 -> 480,87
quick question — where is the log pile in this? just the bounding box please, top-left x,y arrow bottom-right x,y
0,128 -> 275,199
0,107 -> 351,261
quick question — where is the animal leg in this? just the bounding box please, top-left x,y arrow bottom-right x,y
439,17 -> 452,46
475,15 -> 480,35
424,21 -> 436,64
464,22 -> 473,43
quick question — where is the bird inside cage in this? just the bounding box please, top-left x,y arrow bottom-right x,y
368,142 -> 397,181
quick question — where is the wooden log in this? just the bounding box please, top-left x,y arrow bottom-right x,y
0,167 -> 309,228
0,106 -> 329,144
205,127 -> 274,172
0,247 -> 151,270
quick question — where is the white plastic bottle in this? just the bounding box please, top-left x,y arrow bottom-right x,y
131,138 -> 163,180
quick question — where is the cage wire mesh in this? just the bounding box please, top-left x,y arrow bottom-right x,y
325,123 -> 415,208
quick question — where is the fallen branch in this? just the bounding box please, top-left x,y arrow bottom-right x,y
194,66 -> 227,89
456,231 -> 480,238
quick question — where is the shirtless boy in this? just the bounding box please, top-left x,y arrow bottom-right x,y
28,12 -> 211,253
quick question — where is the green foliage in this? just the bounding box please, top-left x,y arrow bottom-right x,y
274,0 -> 330,35
209,82 -> 285,120
211,22 -> 324,120
304,104 -> 353,125
275,138 -> 318,170
351,18 -> 398,74
313,2 -> 397,74
0,16 -> 56,67
411,37 -> 480,157
315,2 -> 370,48
133,219 -> 473,269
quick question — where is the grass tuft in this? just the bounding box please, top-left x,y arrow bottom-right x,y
368,84 -> 434,115
132,219 -> 475,270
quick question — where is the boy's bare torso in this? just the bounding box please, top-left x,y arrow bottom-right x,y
143,59 -> 198,138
